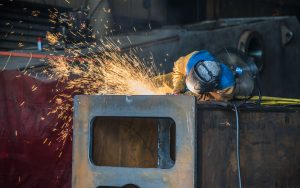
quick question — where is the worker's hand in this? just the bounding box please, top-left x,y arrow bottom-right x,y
184,91 -> 195,96
172,89 -> 182,95
172,92 -> 179,95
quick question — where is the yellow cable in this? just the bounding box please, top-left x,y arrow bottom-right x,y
251,96 -> 300,102
250,96 -> 300,106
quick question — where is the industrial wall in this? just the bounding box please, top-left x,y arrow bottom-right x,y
206,0 -> 300,20
110,0 -> 167,23
14,0 -> 300,23
16,0 -> 85,9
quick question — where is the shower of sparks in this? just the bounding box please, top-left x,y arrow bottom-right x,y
0,4 -> 172,156
44,39 -> 172,153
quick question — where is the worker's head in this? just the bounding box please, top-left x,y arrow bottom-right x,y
186,60 -> 221,94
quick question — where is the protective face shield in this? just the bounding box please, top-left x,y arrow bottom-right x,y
186,60 -> 221,94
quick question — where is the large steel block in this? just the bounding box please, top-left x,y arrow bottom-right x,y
72,95 -> 196,188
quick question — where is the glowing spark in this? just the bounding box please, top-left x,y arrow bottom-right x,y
46,32 -> 60,45
126,36 -> 132,44
32,10 -> 40,17
43,138 -> 48,144
18,43 -> 24,47
31,85 -> 38,91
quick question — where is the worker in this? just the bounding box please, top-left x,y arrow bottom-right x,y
171,50 -> 235,101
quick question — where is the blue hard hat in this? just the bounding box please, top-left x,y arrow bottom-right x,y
186,50 -> 235,93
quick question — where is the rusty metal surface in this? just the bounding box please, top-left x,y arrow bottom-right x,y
72,95 -> 196,188
197,107 -> 300,188
91,116 -> 159,168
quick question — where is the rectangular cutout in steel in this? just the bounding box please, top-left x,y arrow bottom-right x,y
91,116 -> 176,169
72,95 -> 196,188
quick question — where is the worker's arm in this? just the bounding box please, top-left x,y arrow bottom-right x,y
172,52 -> 198,94
172,56 -> 187,93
